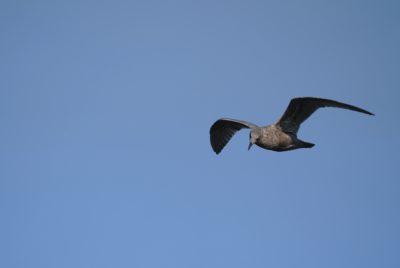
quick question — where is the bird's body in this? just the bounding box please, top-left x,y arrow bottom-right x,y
255,125 -> 299,151
209,97 -> 374,154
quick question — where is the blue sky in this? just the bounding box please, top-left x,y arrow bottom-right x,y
1,1 -> 399,267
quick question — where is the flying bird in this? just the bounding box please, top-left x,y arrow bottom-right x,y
210,97 -> 374,154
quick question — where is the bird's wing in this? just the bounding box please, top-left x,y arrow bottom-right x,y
277,97 -> 374,134
210,118 -> 258,154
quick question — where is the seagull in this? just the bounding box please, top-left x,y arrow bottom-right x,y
209,97 -> 374,154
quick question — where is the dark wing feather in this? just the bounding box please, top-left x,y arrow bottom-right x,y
210,118 -> 257,154
277,97 -> 374,134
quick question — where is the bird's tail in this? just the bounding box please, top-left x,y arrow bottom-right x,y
300,140 -> 315,148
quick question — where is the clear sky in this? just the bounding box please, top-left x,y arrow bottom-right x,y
1,1 -> 399,267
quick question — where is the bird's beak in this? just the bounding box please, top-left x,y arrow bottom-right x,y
248,142 -> 253,151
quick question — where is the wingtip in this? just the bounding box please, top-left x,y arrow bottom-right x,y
210,144 -> 221,155
363,110 -> 375,116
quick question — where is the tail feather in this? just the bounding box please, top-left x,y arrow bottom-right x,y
301,141 -> 315,148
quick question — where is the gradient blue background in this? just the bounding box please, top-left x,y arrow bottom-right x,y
1,1 -> 399,267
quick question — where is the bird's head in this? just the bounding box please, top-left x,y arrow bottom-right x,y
248,129 -> 261,150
